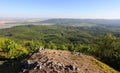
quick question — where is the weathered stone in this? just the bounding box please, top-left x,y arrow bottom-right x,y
65,64 -> 74,70
39,65 -> 42,70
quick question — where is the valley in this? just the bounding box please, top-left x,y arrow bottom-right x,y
0,19 -> 120,73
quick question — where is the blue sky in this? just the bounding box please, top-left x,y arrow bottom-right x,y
0,0 -> 120,19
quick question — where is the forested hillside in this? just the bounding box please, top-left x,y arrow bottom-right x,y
0,25 -> 113,43
0,24 -> 120,72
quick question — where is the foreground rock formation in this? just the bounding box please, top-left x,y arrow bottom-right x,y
19,49 -> 118,73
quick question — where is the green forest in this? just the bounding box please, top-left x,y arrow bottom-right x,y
0,24 -> 120,71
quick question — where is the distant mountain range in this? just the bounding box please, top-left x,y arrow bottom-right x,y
0,18 -> 120,29
40,19 -> 120,27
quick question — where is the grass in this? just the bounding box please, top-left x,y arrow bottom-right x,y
90,57 -> 120,73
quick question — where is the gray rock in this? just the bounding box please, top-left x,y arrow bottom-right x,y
65,64 -> 74,70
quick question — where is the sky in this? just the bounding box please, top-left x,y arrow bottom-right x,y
0,0 -> 120,19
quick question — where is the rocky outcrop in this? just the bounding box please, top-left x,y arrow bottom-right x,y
20,50 -> 79,73
19,49 -> 119,73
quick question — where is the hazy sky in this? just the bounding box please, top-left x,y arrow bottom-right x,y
0,0 -> 120,19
